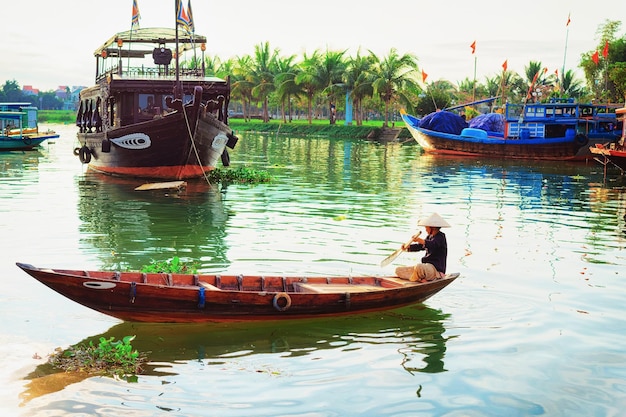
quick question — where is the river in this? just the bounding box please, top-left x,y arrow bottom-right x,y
1,124 -> 626,416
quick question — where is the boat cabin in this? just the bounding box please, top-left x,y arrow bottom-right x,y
0,103 -> 40,136
77,28 -> 231,133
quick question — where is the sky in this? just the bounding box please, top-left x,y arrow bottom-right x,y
3,0 -> 625,92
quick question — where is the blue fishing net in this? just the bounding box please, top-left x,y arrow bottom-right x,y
468,113 -> 505,133
419,111 -> 468,134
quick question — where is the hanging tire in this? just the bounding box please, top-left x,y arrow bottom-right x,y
575,134 -> 588,146
79,146 -> 91,164
73,147 -> 81,156
272,292 -> 291,312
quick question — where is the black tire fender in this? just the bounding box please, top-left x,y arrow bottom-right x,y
78,146 -> 91,164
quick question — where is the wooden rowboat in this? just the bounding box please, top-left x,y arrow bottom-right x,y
16,263 -> 459,322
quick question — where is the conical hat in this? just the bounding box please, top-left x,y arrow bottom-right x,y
418,213 -> 451,228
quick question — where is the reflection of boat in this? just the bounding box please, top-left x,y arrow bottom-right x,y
0,103 -> 59,151
16,262 -> 458,322
21,306 -> 451,402
402,99 -> 620,160
590,105 -> 626,173
76,171 -> 231,270
75,7 -> 238,179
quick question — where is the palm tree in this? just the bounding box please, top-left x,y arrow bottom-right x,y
344,50 -> 374,126
317,49 -> 347,124
274,54 -> 302,123
369,48 -> 420,127
295,50 -> 323,124
231,55 -> 255,121
249,42 -> 279,122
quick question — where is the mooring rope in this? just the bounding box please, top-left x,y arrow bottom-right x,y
181,104 -> 212,185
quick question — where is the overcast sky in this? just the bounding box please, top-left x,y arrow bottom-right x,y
3,0 -> 624,91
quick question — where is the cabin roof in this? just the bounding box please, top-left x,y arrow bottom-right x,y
94,27 -> 208,57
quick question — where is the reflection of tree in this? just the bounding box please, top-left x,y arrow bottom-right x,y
22,305 -> 452,402
76,173 -> 232,270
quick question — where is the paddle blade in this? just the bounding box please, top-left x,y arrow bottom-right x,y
380,248 -> 402,267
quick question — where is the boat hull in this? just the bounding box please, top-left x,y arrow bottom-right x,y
0,133 -> 58,151
403,114 -> 586,160
589,144 -> 626,172
16,263 -> 459,323
77,109 -> 235,179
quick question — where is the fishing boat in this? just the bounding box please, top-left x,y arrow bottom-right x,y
74,13 -> 238,179
402,99 -> 620,160
0,103 -> 59,151
15,262 -> 459,322
589,105 -> 626,173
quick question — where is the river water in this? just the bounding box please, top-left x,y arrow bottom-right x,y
1,124 -> 626,416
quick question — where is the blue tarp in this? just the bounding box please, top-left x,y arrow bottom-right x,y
418,111 -> 468,134
468,113 -> 505,133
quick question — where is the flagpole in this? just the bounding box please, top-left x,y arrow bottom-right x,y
561,13 -> 570,95
470,41 -> 477,102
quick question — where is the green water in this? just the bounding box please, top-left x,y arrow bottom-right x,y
2,124 -> 626,416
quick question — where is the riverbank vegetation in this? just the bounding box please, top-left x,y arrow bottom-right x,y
4,21 -> 624,125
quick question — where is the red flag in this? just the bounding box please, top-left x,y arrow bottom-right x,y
470,41 -> 476,54
502,60 -> 507,72
566,13 -> 571,27
421,70 -> 428,83
603,40 -> 609,58
592,50 -> 599,65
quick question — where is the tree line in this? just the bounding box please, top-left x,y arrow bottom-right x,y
3,21 -> 625,125
0,80 -> 66,110
188,20 -> 625,126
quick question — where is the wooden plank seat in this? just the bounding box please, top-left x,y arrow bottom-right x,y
199,281 -> 221,291
292,282 -> 384,294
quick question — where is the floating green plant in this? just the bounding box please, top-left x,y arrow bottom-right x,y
49,335 -> 146,378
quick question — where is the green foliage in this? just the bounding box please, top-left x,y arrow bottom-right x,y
50,335 -> 146,378
140,256 -> 198,274
206,165 -> 273,185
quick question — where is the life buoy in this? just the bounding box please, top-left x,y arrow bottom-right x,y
272,292 -> 291,312
575,134 -> 588,146
79,146 -> 91,164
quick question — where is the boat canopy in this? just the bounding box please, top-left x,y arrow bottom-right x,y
93,27 -> 208,57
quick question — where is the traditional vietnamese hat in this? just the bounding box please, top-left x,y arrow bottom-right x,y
418,212 -> 451,228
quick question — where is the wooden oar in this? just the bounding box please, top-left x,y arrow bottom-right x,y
380,231 -> 421,267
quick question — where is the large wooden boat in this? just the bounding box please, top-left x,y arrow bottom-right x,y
15,262 -> 459,322
402,99 -> 621,161
0,103 -> 59,151
589,105 -> 626,173
75,23 -> 238,180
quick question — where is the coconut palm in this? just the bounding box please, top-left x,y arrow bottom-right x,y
274,54 -> 302,123
369,48 -> 420,127
248,42 -> 279,122
344,51 -> 375,126
316,49 -> 347,124
231,55 -> 255,121
295,50 -> 324,124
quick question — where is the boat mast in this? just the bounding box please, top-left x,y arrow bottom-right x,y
174,0 -> 182,99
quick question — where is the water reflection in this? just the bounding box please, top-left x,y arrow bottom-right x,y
76,172 -> 233,270
21,305 -> 452,403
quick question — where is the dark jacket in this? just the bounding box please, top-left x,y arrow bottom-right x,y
408,231 -> 447,273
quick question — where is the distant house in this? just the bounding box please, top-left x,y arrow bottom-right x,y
21,84 -> 85,110
22,85 -> 40,96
